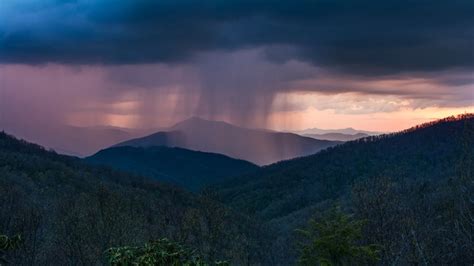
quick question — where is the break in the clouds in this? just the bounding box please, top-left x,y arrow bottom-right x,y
1,0 -> 473,74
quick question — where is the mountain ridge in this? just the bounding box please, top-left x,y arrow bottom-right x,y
0,131 -> 267,265
295,126 -> 382,136
302,132 -> 370,141
86,145 -> 259,191
115,117 -> 341,165
218,114 -> 473,217
214,113 -> 473,263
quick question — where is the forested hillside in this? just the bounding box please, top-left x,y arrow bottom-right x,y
86,146 -> 258,191
0,132 -> 267,265
1,114 -> 472,265
216,114 -> 474,264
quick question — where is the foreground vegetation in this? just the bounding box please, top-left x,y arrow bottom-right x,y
297,207 -> 380,266
0,234 -> 21,264
106,238 -> 229,266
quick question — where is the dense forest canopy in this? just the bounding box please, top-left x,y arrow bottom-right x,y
217,114 -> 473,218
215,114 -> 474,264
0,131 -> 267,265
86,146 -> 258,191
0,114 -> 472,265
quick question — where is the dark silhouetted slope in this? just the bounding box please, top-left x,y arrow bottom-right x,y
0,132 -> 267,265
214,114 -> 474,264
218,114 -> 474,220
86,146 -> 258,191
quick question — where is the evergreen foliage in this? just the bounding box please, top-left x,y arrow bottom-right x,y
106,238 -> 228,266
0,234 -> 21,264
297,207 -> 379,266
0,132 -> 266,265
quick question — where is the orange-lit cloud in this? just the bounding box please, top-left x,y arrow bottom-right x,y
0,50 -> 473,137
269,98 -> 474,132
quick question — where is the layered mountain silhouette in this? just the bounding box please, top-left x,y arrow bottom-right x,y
115,117 -> 340,165
295,127 -> 381,136
302,132 -> 369,141
86,146 -> 258,191
0,131 -> 266,265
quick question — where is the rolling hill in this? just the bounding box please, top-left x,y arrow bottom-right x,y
86,146 -> 258,191
215,114 -> 474,264
115,117 -> 340,165
0,132 -> 267,265
218,114 -> 473,218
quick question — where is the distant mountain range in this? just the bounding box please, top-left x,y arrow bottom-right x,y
295,127 -> 382,136
114,117 -> 341,165
1,124 -> 147,157
290,127 -> 383,141
3,118 -> 379,159
302,132 -> 370,141
86,146 -> 258,191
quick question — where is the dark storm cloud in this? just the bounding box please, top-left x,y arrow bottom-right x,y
1,0 -> 473,74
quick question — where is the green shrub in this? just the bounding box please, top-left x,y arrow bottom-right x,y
105,238 -> 228,266
0,234 -> 22,264
297,207 -> 380,266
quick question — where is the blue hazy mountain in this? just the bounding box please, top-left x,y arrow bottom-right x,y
302,132 -> 370,141
115,117 -> 341,165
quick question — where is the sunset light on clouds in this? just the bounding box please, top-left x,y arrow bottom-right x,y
0,0 -> 473,139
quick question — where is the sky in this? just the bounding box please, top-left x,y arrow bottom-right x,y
0,0 -> 473,135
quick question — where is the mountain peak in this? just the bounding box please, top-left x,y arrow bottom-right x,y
182,116 -> 208,123
114,116 -> 339,165
171,116 -> 234,130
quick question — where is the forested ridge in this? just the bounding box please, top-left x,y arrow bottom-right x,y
215,114 -> 474,264
0,114 -> 472,265
217,114 -> 473,217
86,146 -> 258,191
0,132 -> 267,265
